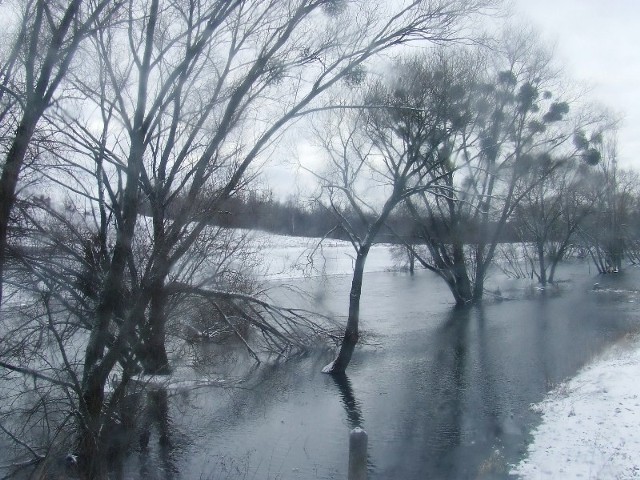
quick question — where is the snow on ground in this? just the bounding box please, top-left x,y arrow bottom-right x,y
249,230 -> 397,280
512,334 -> 640,479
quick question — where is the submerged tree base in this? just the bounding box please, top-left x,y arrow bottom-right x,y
322,331 -> 358,375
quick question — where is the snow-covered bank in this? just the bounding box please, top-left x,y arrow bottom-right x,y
512,334 -> 640,479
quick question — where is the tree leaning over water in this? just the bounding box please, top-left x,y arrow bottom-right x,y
309,85 -> 462,373
314,45 -> 490,374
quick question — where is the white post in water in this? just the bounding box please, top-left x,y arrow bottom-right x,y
348,427 -> 368,480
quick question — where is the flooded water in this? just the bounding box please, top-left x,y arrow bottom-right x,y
121,261 -> 640,479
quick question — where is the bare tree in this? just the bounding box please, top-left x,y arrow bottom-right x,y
58,0 -> 500,379
405,32 -> 584,304
0,0 -> 121,307
0,194 -> 336,477
579,134 -> 637,273
1,0 -> 500,474
510,154 -> 601,285
309,51 -> 478,373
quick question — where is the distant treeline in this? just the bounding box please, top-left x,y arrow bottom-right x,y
158,190 -> 520,244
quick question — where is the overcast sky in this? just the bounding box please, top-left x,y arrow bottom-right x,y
514,0 -> 640,169
266,1 -> 640,199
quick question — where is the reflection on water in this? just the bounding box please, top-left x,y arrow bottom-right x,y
138,388 -> 175,480
113,387 -> 180,480
119,263 -> 640,479
332,374 -> 364,430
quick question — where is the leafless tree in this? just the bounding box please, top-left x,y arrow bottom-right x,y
0,0 -> 122,307
510,154 -> 602,285
1,0 -> 501,474
579,134 -> 638,273
0,195 -> 336,477
308,51 -> 479,373
405,32 -> 588,304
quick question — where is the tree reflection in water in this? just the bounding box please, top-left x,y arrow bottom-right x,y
332,373 -> 364,430
130,387 -> 177,480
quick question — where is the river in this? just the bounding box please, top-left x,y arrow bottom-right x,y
120,260 -> 640,479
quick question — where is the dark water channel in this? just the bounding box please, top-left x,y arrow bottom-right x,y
123,261 -> 640,479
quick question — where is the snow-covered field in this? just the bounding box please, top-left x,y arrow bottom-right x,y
249,230 -> 397,280
512,334 -> 640,479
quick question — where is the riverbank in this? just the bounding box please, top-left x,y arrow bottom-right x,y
511,332 -> 640,479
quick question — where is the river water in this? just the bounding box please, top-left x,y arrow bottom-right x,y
122,261 -> 640,479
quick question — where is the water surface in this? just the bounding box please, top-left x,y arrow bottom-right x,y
124,261 -> 640,479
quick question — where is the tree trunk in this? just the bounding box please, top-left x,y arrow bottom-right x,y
412,238 -> 474,306
78,378 -> 108,479
548,244 -> 567,284
322,246 -> 369,374
440,263 -> 473,307
537,241 -> 547,285
141,279 -> 171,374
0,112 -> 39,305
408,249 -> 415,275
140,192 -> 171,374
452,242 -> 473,305
472,270 -> 485,301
